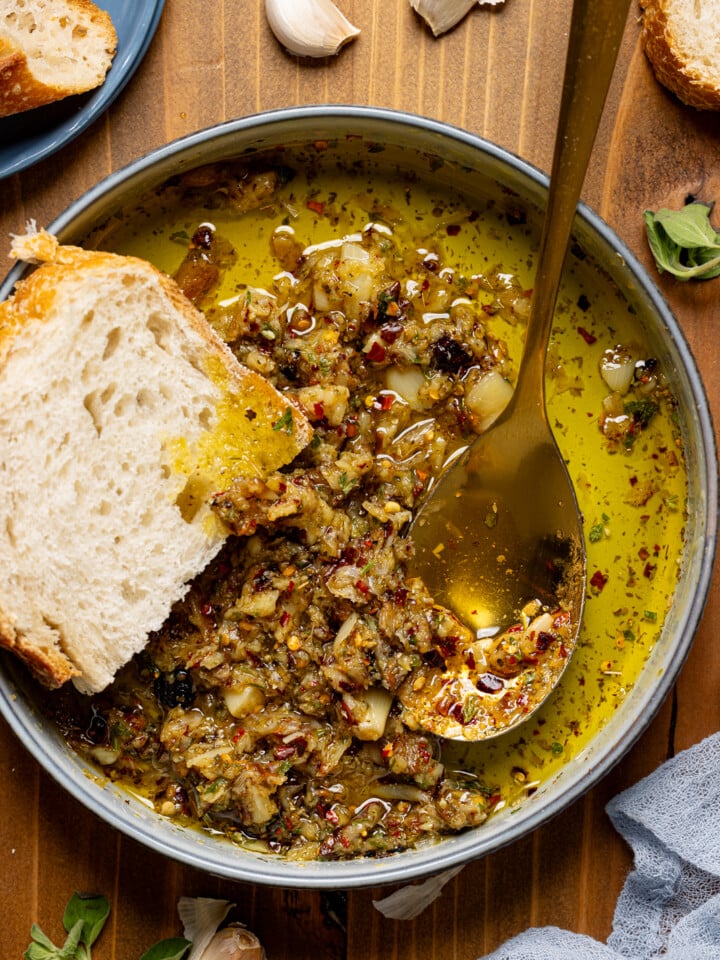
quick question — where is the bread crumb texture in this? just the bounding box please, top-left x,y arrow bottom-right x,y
0,232 -> 311,692
0,0 -> 117,117
641,0 -> 720,110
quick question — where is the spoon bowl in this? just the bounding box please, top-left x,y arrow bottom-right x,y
399,0 -> 632,741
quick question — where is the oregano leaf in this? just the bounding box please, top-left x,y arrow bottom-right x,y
644,203 -> 720,280
138,936 -> 192,960
63,894 -> 109,949
653,202 -> 720,248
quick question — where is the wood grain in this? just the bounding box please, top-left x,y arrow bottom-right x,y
1,2 -> 718,958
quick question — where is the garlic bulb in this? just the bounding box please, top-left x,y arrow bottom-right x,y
409,0 -> 506,37
265,0 -> 360,58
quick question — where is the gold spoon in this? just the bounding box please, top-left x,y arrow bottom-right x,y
399,0 -> 632,741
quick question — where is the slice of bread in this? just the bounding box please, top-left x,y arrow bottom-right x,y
0,0 -> 117,118
641,0 -> 720,111
0,230 -> 312,693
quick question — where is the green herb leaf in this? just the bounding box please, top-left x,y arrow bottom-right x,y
644,203 -> 720,280
139,937 -> 192,960
58,921 -> 84,960
272,408 -> 294,434
63,894 -> 109,949
653,202 -> 719,248
24,925 -> 62,960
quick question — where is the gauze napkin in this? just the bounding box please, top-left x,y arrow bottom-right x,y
479,731 -> 720,959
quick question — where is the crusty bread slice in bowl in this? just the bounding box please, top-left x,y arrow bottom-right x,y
0,0 -> 117,117
0,230 -> 312,693
641,0 -> 720,111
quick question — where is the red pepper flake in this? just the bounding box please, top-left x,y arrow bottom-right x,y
280,611 -> 290,627
643,563 -> 656,579
446,224 -> 461,236
638,546 -> 650,561
379,393 -> 394,411
200,602 -> 214,618
536,632 -> 554,652
307,199 -> 325,215
356,580 -> 370,595
577,326 -> 597,344
286,580 -> 295,594
366,340 -> 387,363
313,401 -> 325,419
437,636 -> 459,658
346,421 -> 358,438
339,835 -> 350,848
232,729 -> 246,742
590,569 -> 608,591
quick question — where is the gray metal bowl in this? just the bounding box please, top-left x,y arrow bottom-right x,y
0,106 -> 716,889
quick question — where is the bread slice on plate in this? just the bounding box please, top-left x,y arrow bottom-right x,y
0,230 -> 312,693
0,0 -> 117,117
640,0 -> 720,110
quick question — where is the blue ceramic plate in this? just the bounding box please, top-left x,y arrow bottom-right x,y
0,0 -> 165,179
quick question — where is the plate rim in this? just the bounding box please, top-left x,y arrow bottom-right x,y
0,0 -> 166,180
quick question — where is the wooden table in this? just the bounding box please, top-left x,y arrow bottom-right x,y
1,3 -> 719,957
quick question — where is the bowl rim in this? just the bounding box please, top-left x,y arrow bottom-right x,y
1,104 -> 717,889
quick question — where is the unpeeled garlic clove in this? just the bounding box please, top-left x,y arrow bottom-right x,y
410,0 -> 505,37
265,0 -> 360,58
200,924 -> 265,960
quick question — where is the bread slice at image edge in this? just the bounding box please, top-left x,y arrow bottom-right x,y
0,230 -> 312,693
0,0 -> 117,117
640,0 -> 720,111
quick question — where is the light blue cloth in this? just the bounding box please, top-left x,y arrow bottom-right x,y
481,732 -> 720,960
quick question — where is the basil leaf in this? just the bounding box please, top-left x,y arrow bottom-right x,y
653,202 -> 719,248
139,936 -> 192,960
63,894 -> 110,949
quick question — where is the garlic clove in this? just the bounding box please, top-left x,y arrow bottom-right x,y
409,0 -> 506,38
410,0 -> 477,36
265,0 -> 360,58
200,924 -> 265,960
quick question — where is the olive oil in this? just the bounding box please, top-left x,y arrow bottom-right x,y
93,143 -> 687,821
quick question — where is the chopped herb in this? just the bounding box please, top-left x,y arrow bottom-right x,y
272,408 -> 294,434
588,514 -> 610,543
624,399 -> 658,430
338,471 -> 357,493
644,610 -> 658,622
463,696 -> 480,723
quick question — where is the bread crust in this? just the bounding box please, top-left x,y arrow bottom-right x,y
0,231 -> 312,690
641,0 -> 720,111
0,0 -> 117,117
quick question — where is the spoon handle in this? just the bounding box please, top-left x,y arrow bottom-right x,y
516,0 -> 633,411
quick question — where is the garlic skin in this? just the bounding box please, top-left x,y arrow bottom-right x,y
410,0 -> 506,37
265,0 -> 360,58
